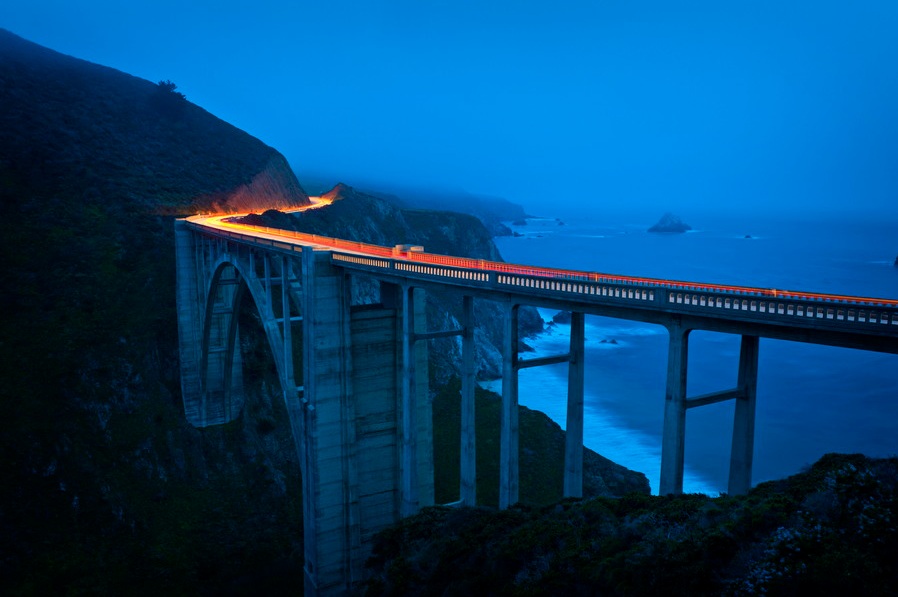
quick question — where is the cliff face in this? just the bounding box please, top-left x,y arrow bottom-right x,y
247,183 -> 545,380
366,185 -> 528,237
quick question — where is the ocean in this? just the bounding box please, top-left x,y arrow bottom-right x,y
488,211 -> 898,494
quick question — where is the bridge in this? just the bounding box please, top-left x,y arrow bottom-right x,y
175,213 -> 898,594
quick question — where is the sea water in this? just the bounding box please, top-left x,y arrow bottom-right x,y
490,211 -> 898,494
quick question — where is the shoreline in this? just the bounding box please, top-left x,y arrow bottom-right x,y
479,305 -> 720,495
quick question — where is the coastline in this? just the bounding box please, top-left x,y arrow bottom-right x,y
479,307 -> 719,495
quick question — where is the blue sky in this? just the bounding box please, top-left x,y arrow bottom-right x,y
4,1 -> 898,218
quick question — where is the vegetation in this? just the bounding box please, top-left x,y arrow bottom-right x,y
366,453 -> 898,595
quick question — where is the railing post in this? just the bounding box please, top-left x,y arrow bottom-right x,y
564,312 -> 586,498
728,335 -> 759,495
660,322 -> 689,495
500,303 -> 520,509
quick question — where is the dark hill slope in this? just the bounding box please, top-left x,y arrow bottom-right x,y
0,30 -> 309,593
367,453 -> 898,595
0,28 -> 308,213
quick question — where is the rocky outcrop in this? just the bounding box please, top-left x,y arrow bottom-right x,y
319,181 -> 353,203
367,185 -> 527,237
648,212 -> 692,233
242,184 -> 544,381
198,154 -> 310,214
552,311 -> 572,324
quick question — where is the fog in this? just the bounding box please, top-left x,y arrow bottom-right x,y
5,1 -> 898,220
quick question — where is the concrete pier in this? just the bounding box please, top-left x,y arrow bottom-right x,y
500,303 -> 520,509
660,325 -> 762,496
564,312 -> 586,498
728,335 -> 760,495
660,323 -> 689,495
460,295 -> 477,506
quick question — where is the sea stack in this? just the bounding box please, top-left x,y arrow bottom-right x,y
648,212 -> 692,233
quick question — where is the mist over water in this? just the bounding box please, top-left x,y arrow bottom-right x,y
493,211 -> 898,494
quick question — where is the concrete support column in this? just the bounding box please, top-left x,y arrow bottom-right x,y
280,256 -> 296,394
413,287 -> 433,509
460,295 -> 477,506
564,312 -> 586,498
660,322 -> 690,495
500,304 -> 520,509
300,248 -> 355,595
399,284 -> 419,517
728,335 -> 760,495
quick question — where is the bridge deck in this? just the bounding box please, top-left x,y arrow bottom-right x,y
184,216 -> 898,354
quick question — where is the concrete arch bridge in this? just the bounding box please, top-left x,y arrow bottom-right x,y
175,215 -> 898,594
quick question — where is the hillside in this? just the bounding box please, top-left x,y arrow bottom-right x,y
366,453 -> 898,595
0,28 -> 309,213
0,31 -> 644,594
0,29 -> 312,593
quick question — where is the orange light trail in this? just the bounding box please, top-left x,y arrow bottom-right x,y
188,212 -> 898,308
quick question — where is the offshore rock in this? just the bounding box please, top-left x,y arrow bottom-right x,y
648,212 -> 692,233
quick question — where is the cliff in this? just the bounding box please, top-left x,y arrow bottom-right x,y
245,183 -> 545,380
364,184 -> 528,237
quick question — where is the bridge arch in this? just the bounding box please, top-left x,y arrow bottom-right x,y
176,221 -> 434,594
194,251 -> 302,430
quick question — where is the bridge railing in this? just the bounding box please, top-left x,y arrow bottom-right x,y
187,217 -> 898,310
